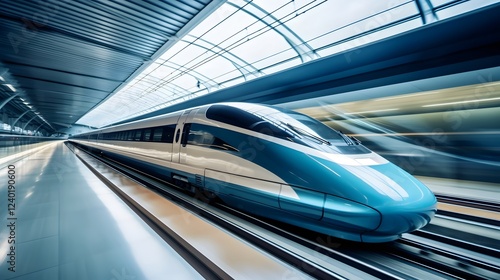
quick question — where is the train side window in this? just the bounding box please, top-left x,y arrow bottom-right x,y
162,124 -> 175,143
134,130 -> 143,141
126,130 -> 134,141
152,127 -> 163,142
143,128 -> 152,142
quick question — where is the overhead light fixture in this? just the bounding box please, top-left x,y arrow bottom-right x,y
5,84 -> 16,92
344,108 -> 399,115
422,97 -> 500,107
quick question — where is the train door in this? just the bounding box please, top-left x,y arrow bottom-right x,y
172,109 -> 197,164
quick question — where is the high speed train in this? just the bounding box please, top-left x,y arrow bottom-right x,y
70,102 -> 437,243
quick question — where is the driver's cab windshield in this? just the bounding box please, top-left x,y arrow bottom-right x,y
238,104 -> 351,145
207,103 -> 369,154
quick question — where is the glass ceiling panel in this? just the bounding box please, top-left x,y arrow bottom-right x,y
77,0 -> 498,128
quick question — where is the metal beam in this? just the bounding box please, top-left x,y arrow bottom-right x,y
10,110 -> 30,132
183,35 -> 262,80
82,0 -> 226,116
22,115 -> 38,131
145,60 -> 219,96
0,93 -> 20,111
227,0 -> 317,62
415,0 -> 438,24
34,122 -> 45,136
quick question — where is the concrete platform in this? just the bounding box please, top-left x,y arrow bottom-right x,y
0,141 -> 202,279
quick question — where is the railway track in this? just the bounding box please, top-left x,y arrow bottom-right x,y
436,195 -> 500,213
68,142 -> 360,279
69,142 -> 499,279
224,204 -> 500,279
436,194 -> 500,227
396,233 -> 500,279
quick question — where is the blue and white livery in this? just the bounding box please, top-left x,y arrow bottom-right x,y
70,103 -> 437,243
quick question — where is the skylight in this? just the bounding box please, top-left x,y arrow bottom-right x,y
76,0 -> 497,128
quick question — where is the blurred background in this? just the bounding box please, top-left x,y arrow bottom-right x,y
290,80 -> 500,186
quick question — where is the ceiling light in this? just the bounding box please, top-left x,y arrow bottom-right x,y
422,97 -> 500,107
5,84 -> 16,92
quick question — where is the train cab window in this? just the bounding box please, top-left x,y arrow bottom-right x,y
187,124 -> 238,152
143,129 -> 152,142
206,105 -> 293,140
206,105 -> 261,130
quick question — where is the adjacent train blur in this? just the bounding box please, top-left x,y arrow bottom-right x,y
70,103 -> 437,242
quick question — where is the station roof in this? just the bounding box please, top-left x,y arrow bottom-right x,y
0,0 -> 498,132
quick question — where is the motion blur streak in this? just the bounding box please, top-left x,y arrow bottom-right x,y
299,81 -> 500,183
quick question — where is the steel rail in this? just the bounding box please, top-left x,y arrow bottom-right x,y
436,194 -> 500,213
396,234 -> 500,280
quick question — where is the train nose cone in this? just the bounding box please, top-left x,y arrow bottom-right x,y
361,205 -> 436,242
380,204 -> 436,232
344,162 -> 438,242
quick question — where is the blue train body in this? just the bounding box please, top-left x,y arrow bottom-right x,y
71,102 -> 437,242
